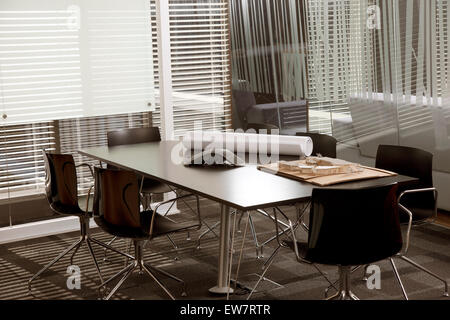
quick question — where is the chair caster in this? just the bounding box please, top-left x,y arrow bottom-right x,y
444,291 -> 449,297
174,256 -> 179,261
97,287 -> 107,300
103,257 -> 113,264
256,248 -> 264,259
181,291 -> 187,297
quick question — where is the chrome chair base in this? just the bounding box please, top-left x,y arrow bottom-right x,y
358,256 -> 449,299
391,255 -> 449,299
325,266 -> 360,300
28,216 -> 133,294
326,290 -> 360,300
99,240 -> 186,300
196,221 -> 220,249
28,216 -> 103,293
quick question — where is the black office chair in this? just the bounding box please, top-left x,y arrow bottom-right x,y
107,127 -> 172,204
248,133 -> 337,263
296,132 -> 337,158
105,127 -> 202,259
93,167 -> 201,300
279,183 -> 403,300
372,144 -> 448,298
28,151 -> 127,292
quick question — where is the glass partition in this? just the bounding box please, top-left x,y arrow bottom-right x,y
230,0 -> 450,178
0,0 -> 233,228
230,0 -> 308,134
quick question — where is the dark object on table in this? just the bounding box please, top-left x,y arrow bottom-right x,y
296,132 -> 337,158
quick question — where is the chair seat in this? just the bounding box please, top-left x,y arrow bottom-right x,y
95,210 -> 199,240
141,178 -> 172,194
50,203 -> 91,218
107,163 -> 171,194
283,238 -> 402,267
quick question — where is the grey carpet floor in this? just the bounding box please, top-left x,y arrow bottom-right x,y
0,198 -> 449,300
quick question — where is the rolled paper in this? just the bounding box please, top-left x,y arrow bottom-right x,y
181,131 -> 313,156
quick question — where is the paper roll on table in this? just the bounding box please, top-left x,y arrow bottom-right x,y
181,131 -> 313,157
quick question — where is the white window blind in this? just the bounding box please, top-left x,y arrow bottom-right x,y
0,0 -> 233,202
0,122 -> 55,200
58,112 -> 150,194
0,0 -> 156,125
0,0 -> 158,200
150,0 -> 232,137
0,112 -> 149,199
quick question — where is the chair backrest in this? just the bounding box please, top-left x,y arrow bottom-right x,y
93,167 -> 141,228
376,145 -> 433,187
246,122 -> 279,134
42,151 -> 80,213
232,89 -> 257,128
232,89 -> 257,115
376,144 -> 434,214
107,127 -> 161,147
304,183 -> 402,266
296,132 -> 337,158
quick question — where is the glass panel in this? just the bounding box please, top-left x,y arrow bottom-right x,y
0,123 -> 12,228
0,0 -> 156,125
0,122 -> 56,226
394,0 -> 450,173
230,0 -> 308,135
0,0 -> 158,227
334,0 -> 401,158
316,0 -> 450,180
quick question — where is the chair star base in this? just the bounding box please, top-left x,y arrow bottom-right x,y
99,240 -> 186,300
325,266 -> 360,301
28,216 -> 105,294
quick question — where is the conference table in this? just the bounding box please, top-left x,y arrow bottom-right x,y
79,140 -> 417,294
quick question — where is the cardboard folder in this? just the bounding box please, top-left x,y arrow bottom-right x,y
258,162 -> 397,186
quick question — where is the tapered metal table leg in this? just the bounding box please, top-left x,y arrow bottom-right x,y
209,204 -> 234,294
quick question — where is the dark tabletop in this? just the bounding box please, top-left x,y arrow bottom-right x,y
79,141 -> 418,211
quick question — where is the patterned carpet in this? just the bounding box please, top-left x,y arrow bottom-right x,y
0,199 -> 449,300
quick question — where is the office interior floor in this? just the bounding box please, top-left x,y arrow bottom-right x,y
0,198 -> 449,300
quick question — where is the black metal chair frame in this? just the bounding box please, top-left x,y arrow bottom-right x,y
28,152 -> 133,294
102,127 -> 209,261
93,168 -> 202,300
245,184 -> 407,300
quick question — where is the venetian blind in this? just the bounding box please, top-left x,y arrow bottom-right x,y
0,0 -> 156,125
150,0 -> 232,137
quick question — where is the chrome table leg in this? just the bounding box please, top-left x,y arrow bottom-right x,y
209,204 -> 234,294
